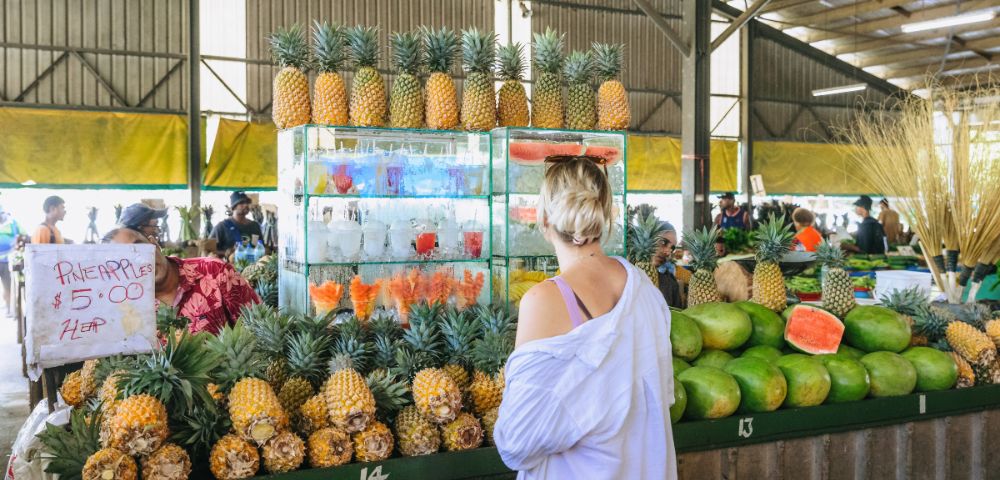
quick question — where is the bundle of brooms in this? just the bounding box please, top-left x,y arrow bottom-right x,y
842,81 -> 1000,304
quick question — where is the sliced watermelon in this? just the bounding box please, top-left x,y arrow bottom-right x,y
784,305 -> 845,354
584,146 -> 622,165
508,142 -> 550,164
547,143 -> 586,157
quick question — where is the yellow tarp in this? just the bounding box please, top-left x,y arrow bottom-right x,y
204,118 -> 278,190
753,141 -> 873,195
627,135 -> 739,192
0,108 -> 188,188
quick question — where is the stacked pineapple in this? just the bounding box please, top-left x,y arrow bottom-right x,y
270,24 -> 312,129
531,28 -> 566,128
751,215 -> 794,312
495,42 -> 530,127
564,50 -> 596,130
593,42 -> 630,130
815,239 -> 855,317
683,226 -> 723,306
626,206 -> 667,288
347,25 -> 387,127
460,28 -> 498,131
311,21 -> 349,126
423,27 -> 461,130
389,31 -> 426,128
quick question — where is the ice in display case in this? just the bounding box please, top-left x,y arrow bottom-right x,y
278,125 -> 492,316
490,127 -> 627,305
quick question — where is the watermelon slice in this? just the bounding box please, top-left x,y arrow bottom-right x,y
784,305 -> 845,354
508,142 -> 550,164
584,146 -> 621,165
547,143 -> 586,157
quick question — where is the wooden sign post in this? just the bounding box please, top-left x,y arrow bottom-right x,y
24,244 -> 159,406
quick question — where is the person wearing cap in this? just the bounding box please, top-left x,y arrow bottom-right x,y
791,207 -> 822,252
209,191 -> 263,255
652,220 -> 685,308
118,203 -> 168,245
0,205 -> 22,315
713,192 -> 751,231
845,195 -> 886,255
878,198 -> 903,245
30,195 -> 67,244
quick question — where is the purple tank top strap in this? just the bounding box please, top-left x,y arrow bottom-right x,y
547,276 -> 587,328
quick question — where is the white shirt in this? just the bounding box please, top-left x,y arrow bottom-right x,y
495,257 -> 678,480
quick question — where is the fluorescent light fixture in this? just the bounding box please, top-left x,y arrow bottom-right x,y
812,83 -> 867,97
21,180 -> 36,186
901,11 -> 996,33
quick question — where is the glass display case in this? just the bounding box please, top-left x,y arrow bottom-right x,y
278,125 -> 492,316
490,127 -> 627,305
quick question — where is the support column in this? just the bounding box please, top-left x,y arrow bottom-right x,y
187,0 -> 202,233
681,0 -> 712,230
740,21 -> 755,220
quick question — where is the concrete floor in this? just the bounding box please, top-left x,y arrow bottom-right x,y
1,309 -> 31,469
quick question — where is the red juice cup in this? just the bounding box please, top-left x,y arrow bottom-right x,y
463,231 -> 483,258
416,232 -> 437,256
386,165 -> 404,195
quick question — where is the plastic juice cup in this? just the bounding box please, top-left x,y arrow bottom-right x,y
386,164 -> 404,195
416,232 -> 437,256
463,231 -> 484,258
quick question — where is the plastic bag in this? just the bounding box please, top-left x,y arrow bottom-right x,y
5,401 -> 71,480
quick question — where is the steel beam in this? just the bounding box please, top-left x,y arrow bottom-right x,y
14,52 -> 69,101
634,0 -> 689,57
741,22 -> 755,217
71,51 -> 129,107
137,60 -> 185,107
682,0 -> 713,230
711,0 -> 771,53
802,0 -> 995,43
188,0 -> 202,234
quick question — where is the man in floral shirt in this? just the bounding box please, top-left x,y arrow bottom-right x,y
106,228 -> 260,334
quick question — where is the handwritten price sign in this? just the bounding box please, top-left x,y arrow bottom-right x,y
25,244 -> 158,379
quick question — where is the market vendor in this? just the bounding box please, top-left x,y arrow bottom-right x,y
878,198 -> 903,245
30,195 -> 67,244
118,203 -> 168,246
791,207 -> 822,252
844,195 -> 887,255
714,192 -> 751,230
105,227 -> 260,334
652,220 -> 685,308
209,191 -> 263,256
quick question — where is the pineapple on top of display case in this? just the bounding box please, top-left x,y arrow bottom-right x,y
347,25 -> 387,127
311,20 -> 349,126
389,30 -> 426,128
683,226 -> 723,306
496,42 -> 530,127
815,239 -> 856,318
593,42 -> 630,130
530,28 -> 566,129
460,28 -> 498,131
751,215 -> 795,312
269,24 -> 312,129
564,50 -> 597,130
423,26 -> 461,130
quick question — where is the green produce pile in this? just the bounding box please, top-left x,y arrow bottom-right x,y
721,228 -> 753,254
846,257 -> 890,270
852,277 -> 876,290
785,276 -> 820,294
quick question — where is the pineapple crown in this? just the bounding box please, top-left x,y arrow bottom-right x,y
913,306 -> 949,341
495,42 -> 527,81
683,226 -> 720,271
389,30 -> 425,75
422,26 -> 460,73
311,20 -> 347,73
592,42 -> 624,81
121,329 -> 220,414
391,345 -> 437,380
269,23 -> 310,70
171,404 -> 232,464
626,210 -> 666,263
753,214 -> 794,263
533,27 -> 565,75
204,322 -> 265,392
440,308 -> 480,367
471,330 -> 514,376
287,330 -> 333,386
564,50 -> 595,85
347,25 -> 380,69
879,286 -> 930,316
365,370 -> 411,420
329,335 -> 371,375
814,239 -> 846,269
36,408 -> 103,479
461,28 -> 496,74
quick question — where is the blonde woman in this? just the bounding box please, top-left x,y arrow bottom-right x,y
494,156 -> 677,479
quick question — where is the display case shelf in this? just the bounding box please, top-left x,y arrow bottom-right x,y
306,258 -> 489,267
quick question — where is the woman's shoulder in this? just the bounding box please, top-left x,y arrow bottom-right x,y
515,280 -> 570,347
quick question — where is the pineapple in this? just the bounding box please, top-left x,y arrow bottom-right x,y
460,28 -> 497,131
881,287 -> 937,344
440,412 -> 484,451
627,209 -> 667,288
413,368 -> 463,424
108,394 -> 169,456
323,368 -> 376,433
389,31 -> 426,128
261,431 -> 306,474
950,351 -> 975,388
37,408 -> 103,480
816,240 -> 856,317
82,447 -> 138,480
61,370 -> 90,407
396,405 -> 441,456
269,24 -> 311,129
278,330 -> 331,422
330,315 -> 373,374
531,28 -> 565,128
593,42 -> 630,130
307,428 -> 354,468
298,394 -> 330,436
564,50 -> 597,130
986,319 -> 1000,348
365,369 -> 411,422
468,307 -> 514,416
972,359 -> 1000,385
683,226 -> 723,306
347,25 -> 387,127
440,307 -> 478,390
311,20 -> 349,126
423,26 -> 461,130
242,305 -> 291,391
170,404 -> 231,467
369,312 -> 404,373
352,420 -> 395,462
751,215 -> 794,312
480,406 -> 499,446
141,443 -> 192,480
946,320 -> 997,366
209,434 -> 259,480
228,377 -> 289,445
120,329 -> 219,415
204,321 -> 265,394
495,42 -> 529,127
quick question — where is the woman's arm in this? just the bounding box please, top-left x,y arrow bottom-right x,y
494,380 -> 583,470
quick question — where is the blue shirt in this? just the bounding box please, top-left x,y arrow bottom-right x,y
0,219 -> 20,260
